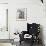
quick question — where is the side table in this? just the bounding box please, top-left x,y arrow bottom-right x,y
13,34 -> 20,46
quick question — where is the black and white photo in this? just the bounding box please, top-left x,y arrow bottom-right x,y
16,8 -> 27,21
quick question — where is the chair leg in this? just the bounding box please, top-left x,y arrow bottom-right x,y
30,39 -> 34,46
30,41 -> 34,46
20,41 -> 21,45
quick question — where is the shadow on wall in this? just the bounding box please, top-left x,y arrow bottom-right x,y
40,25 -> 45,46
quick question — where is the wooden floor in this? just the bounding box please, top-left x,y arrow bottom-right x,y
0,39 -> 14,43
0,43 -> 14,46
19,41 -> 43,46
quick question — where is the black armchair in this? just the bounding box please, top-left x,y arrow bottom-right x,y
19,23 -> 40,45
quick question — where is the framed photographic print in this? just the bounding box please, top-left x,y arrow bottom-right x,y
16,8 -> 27,21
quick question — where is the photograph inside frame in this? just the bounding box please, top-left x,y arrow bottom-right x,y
16,8 -> 27,21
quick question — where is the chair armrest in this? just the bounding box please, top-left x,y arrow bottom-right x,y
19,31 -> 27,41
22,31 -> 28,35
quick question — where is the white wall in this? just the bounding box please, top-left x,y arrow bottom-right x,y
9,0 -> 46,45
0,0 -> 46,46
